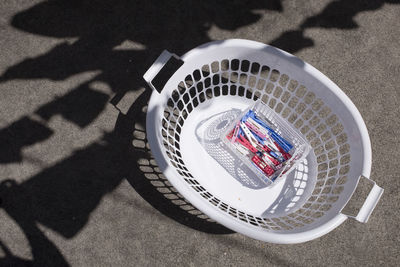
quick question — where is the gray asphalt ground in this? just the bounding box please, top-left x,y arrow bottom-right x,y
0,0 -> 399,266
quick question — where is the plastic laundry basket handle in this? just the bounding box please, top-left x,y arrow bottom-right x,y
342,177 -> 384,223
143,50 -> 181,92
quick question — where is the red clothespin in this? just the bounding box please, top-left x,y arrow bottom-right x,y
237,134 -> 258,153
244,121 -> 267,139
252,155 -> 275,176
263,153 -> 281,166
261,145 -> 271,153
226,129 -> 234,140
231,122 -> 240,143
233,142 -> 251,156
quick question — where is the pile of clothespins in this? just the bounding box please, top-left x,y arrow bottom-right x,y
226,110 -> 293,180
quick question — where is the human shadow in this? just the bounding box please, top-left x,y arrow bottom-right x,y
0,0 -> 283,165
0,125 -> 132,266
270,0 -> 399,53
0,91 -> 233,266
0,117 -> 53,164
0,0 -> 282,85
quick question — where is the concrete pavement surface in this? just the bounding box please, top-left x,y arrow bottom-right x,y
0,0 -> 399,266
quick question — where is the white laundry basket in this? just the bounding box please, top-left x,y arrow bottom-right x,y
143,39 -> 383,244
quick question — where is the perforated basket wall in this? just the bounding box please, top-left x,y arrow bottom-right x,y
145,40 -> 379,243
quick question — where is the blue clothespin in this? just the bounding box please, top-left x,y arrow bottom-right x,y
269,151 -> 285,162
241,110 -> 253,123
250,112 -> 293,153
249,128 -> 265,145
237,126 -> 245,137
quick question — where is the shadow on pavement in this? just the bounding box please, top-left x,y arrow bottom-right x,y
271,0 -> 398,53
0,91 -> 232,267
0,0 -> 397,265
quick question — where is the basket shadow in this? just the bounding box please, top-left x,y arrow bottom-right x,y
120,91 -> 233,234
261,157 -> 314,217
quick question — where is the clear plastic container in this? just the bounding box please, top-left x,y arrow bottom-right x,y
221,100 -> 311,186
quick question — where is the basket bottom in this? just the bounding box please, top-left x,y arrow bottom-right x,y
180,96 -> 317,217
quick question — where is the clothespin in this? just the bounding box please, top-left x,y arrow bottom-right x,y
244,123 -> 267,150
247,117 -> 281,152
244,121 -> 267,139
250,112 -> 293,153
233,142 -> 251,156
226,129 -> 234,140
225,106 -> 295,181
240,122 -> 259,148
251,155 -> 275,176
231,122 -> 240,143
273,140 -> 292,160
247,117 -> 268,136
240,110 -> 253,123
257,151 -> 282,171
259,144 -> 285,162
263,153 -> 281,167
237,134 -> 258,153
244,120 -> 286,162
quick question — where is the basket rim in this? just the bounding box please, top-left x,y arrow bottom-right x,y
145,39 -> 372,243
